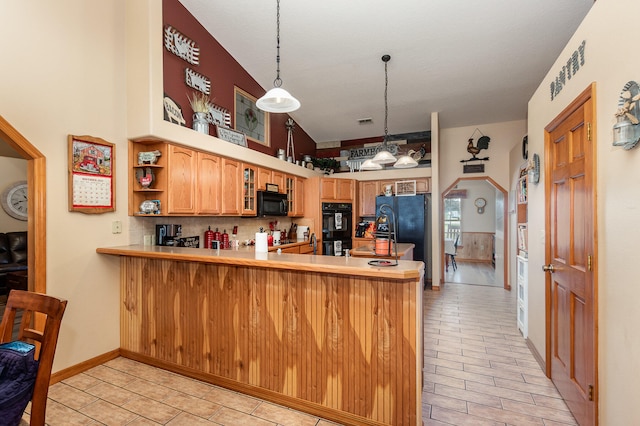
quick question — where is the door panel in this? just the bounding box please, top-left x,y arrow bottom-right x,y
545,86 -> 596,426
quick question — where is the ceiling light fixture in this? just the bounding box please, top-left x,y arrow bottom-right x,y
256,0 -> 300,113
370,54 -> 397,165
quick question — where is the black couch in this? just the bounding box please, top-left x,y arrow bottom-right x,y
0,232 -> 27,296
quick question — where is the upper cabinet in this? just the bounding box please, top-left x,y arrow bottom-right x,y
320,178 -> 354,201
221,158 -> 241,215
358,181 -> 379,217
167,145 -> 197,214
196,152 -> 221,215
286,174 -> 305,217
241,163 -> 257,216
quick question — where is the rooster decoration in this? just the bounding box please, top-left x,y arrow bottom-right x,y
463,135 -> 491,162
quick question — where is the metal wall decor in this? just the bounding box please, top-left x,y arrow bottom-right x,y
164,25 -> 200,65
163,95 -> 186,126
613,81 -> 640,150
461,128 -> 490,173
550,40 -> 586,101
185,68 -> 211,95
207,103 -> 231,128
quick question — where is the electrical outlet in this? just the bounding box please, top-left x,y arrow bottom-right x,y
112,220 -> 122,234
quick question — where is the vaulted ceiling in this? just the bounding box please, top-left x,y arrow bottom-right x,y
182,1 -> 593,144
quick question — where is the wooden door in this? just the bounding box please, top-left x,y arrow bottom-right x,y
545,85 -> 597,426
221,158 -> 241,215
167,144 -> 196,214
197,152 -> 221,215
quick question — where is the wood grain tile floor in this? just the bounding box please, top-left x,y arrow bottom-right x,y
423,283 -> 577,425
19,283 -> 576,425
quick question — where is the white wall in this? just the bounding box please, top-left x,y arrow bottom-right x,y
455,180 -> 496,233
526,0 -> 640,423
0,157 -> 28,233
440,120 -> 526,192
0,1 -> 127,371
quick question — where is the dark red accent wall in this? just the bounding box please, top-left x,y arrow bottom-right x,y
162,0 -> 316,159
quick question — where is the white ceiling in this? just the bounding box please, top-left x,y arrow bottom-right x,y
180,1 -> 593,144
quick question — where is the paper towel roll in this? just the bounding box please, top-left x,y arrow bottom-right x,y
255,232 -> 268,252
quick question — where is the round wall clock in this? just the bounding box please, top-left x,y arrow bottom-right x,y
474,197 -> 487,214
1,181 -> 28,221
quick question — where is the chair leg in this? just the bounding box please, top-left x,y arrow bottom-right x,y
451,255 -> 457,271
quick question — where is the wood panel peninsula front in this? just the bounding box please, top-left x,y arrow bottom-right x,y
97,245 -> 424,425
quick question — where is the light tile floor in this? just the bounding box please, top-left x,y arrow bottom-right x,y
444,260 -> 499,287
423,283 -> 577,425
20,283 -> 576,425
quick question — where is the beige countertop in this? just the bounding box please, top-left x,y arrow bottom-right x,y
97,244 -> 424,280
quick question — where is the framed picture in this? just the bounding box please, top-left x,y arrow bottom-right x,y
234,86 -> 270,146
68,135 -> 115,213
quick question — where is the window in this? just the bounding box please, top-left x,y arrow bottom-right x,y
444,197 -> 462,241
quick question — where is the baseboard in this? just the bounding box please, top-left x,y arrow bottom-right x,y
50,348 -> 121,385
526,338 -> 546,374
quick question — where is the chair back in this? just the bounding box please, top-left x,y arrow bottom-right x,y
0,289 -> 67,426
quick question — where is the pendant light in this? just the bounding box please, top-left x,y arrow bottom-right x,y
393,154 -> 419,168
371,54 -> 396,164
257,0 -> 300,113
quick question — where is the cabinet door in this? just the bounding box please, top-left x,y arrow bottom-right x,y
415,178 -> 430,193
272,170 -> 285,193
242,163 -> 257,216
286,175 -> 305,217
257,167 -> 272,191
336,179 -> 354,200
320,178 -> 336,199
358,181 -> 379,217
221,158 -> 241,215
197,152 -> 221,214
167,145 -> 197,214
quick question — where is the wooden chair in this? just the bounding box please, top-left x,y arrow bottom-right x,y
0,290 -> 67,426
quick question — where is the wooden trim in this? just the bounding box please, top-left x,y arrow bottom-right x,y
0,115 -> 46,295
440,176 -> 509,289
50,349 -> 121,385
526,338 -> 545,373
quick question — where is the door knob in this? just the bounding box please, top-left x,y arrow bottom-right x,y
542,264 -> 555,273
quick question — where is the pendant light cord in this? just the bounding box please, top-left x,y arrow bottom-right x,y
274,0 -> 282,88
382,54 -> 391,145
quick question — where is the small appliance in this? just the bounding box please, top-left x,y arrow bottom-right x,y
156,224 -> 181,246
257,190 -> 288,217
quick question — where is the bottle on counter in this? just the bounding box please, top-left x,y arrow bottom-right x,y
204,226 -> 214,249
213,227 -> 221,243
221,229 -> 229,249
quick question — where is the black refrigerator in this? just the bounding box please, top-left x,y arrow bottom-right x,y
376,194 -> 431,276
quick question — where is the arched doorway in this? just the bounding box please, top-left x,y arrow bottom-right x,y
441,176 -> 509,289
0,115 -> 46,294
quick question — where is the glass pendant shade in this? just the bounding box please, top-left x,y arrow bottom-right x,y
360,159 -> 383,170
393,155 -> 419,168
371,149 -> 397,164
257,87 -> 300,113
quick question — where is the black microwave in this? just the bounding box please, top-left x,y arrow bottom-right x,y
257,190 -> 288,217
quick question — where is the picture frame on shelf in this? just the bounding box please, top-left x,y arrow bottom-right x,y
234,86 -> 270,146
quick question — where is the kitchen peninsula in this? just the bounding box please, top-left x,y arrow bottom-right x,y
97,245 -> 424,425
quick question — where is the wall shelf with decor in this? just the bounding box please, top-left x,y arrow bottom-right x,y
516,164 -> 528,337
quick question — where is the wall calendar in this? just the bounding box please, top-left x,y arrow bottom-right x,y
68,135 -> 115,214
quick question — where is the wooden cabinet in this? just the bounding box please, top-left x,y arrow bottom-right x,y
320,178 -> 354,201
415,178 -> 430,193
242,163 -> 257,216
197,152 -> 221,215
129,140 -> 166,216
358,181 -> 379,217
286,174 -> 304,217
167,145 -> 197,214
129,140 -> 307,217
221,158 -> 241,215
272,170 -> 285,193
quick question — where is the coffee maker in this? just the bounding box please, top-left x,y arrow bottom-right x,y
156,224 -> 182,246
